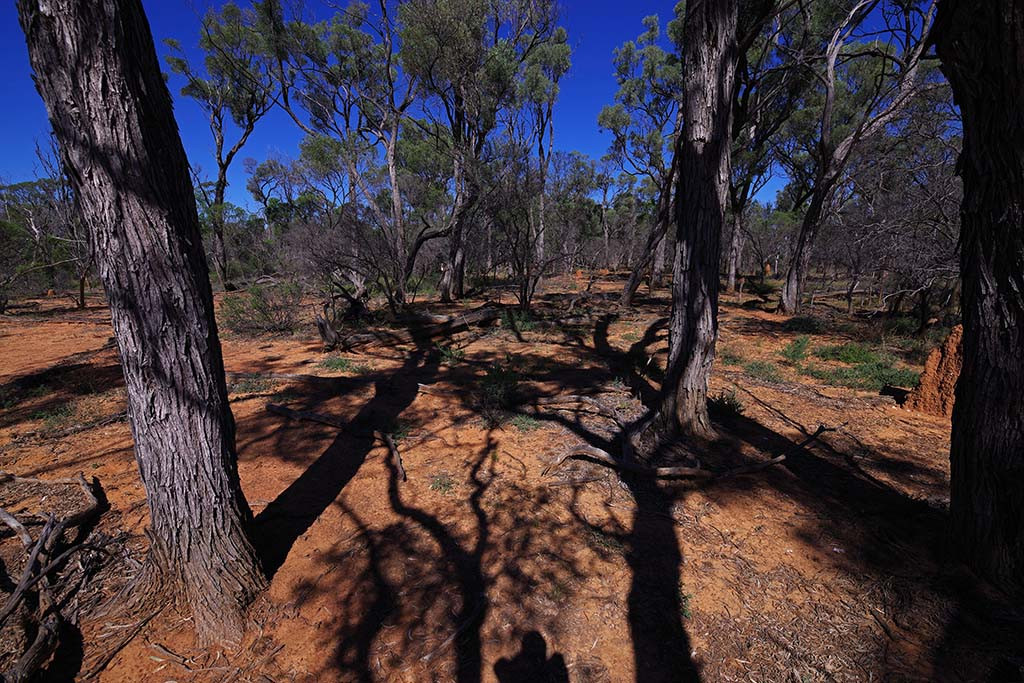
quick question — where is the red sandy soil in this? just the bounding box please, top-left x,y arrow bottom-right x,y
1,280 -> 1021,682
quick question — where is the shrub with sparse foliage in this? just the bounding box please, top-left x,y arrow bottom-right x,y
221,281 -> 303,335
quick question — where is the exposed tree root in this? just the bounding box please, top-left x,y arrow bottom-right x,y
534,396 -> 835,481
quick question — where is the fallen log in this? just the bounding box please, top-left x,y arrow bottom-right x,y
336,305 -> 501,351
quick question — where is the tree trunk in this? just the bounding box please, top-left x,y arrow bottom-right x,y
651,228 -> 666,287
658,0 -> 738,441
18,0 -> 267,644
210,180 -> 233,292
726,211 -> 744,292
620,219 -> 666,307
78,272 -> 87,309
934,0 -> 1024,598
779,189 -> 827,314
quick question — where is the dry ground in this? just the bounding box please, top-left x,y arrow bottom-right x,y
1,276 -> 1021,682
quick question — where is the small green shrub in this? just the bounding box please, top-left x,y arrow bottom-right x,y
221,282 -> 303,335
436,344 -> 465,365
586,527 -> 625,553
32,403 -> 73,429
429,473 -> 454,494
745,279 -> 780,299
780,335 -> 811,363
708,389 -> 745,416
882,316 -> 919,338
385,418 -> 412,442
678,588 -> 693,620
743,360 -> 781,382
719,348 -> 745,366
802,362 -> 919,391
480,356 -> 521,409
511,414 -> 541,432
783,316 -> 823,334
502,309 -> 537,332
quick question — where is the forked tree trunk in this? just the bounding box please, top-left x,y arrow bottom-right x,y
18,0 -> 266,643
659,0 -> 738,440
934,0 -> 1024,598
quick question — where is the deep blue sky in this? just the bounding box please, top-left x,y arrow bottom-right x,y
1,2 -> 778,206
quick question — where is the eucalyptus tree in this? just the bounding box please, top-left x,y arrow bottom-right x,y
726,2 -> 815,292
934,0 -> 1024,597
520,26 -> 571,275
775,0 -> 938,314
254,0 -> 422,304
19,0 -> 267,643
166,2 -> 273,290
597,6 -> 684,306
399,0 -> 564,302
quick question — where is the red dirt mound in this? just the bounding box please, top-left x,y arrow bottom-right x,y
907,324 -> 962,418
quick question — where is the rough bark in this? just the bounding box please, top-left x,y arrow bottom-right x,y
934,0 -> 1024,597
658,0 -> 738,440
18,0 -> 267,643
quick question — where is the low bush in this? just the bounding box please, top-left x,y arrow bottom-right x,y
320,356 -> 370,373
708,389 -> 745,416
511,414 -> 541,432
436,344 -> 466,365
502,309 -> 537,332
718,348 -> 745,366
221,282 -> 303,335
802,361 -> 919,391
782,316 -> 823,334
814,342 -> 885,365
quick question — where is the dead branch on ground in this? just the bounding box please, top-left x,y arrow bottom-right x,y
0,472 -> 103,682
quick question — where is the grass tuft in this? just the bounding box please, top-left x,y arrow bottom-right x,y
320,356 -> 370,373
780,335 -> 811,363
708,389 -> 745,416
783,316 -> 823,334
429,473 -> 454,494
743,360 -> 781,382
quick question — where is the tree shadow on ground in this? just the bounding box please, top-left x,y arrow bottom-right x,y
252,341 -> 439,576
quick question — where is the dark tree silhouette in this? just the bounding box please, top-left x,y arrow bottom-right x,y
933,0 -> 1024,597
18,0 -> 266,643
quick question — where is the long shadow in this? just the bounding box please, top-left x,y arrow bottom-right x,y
253,343 -> 440,576
379,431 -> 493,683
623,477 -> 701,682
527,400 -> 701,682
